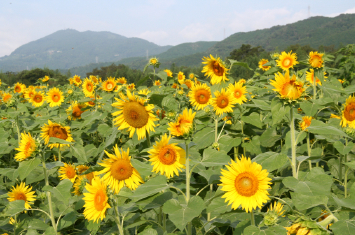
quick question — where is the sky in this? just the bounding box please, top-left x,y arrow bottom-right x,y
1,0 -> 355,57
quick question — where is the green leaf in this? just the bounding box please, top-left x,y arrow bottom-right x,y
139,228 -> 158,235
334,141 -> 354,155
57,211 -> 77,230
259,127 -> 280,147
131,175 -> 168,202
206,196 -> 232,218
18,158 -> 41,180
44,227 -> 56,235
219,135 -> 241,152
252,99 -> 271,111
71,144 -> 87,163
149,94 -> 167,107
331,220 -> 355,235
241,112 -> 263,129
131,159 -> 153,179
229,59 -> 253,71
48,137 -> 74,145
163,196 -> 205,231
333,196 -> 355,210
136,191 -> 173,210
253,152 -> 288,172
291,192 -> 328,210
162,95 -> 178,111
242,136 -> 262,155
344,161 -> 355,170
200,148 -> 231,167
51,179 -> 73,205
299,101 -> 321,116
271,100 -> 290,125
307,120 -> 348,137
193,126 -> 215,150
26,218 -> 50,230
4,200 -> 26,216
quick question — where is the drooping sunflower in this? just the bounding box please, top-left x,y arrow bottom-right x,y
14,82 -> 26,93
73,75 -> 82,86
73,175 -> 87,195
2,93 -> 12,103
58,163 -> 77,183
341,95 -> 355,128
184,79 -> 193,89
276,51 -> 299,70
30,91 -> 45,107
264,201 -> 285,226
164,69 -> 173,77
112,91 -> 157,140
154,80 -> 161,86
188,83 -> 211,110
148,134 -> 186,178
228,82 -> 247,104
202,54 -> 229,85
46,87 -> 64,107
285,223 -> 311,235
15,132 -> 36,161
82,78 -> 96,97
66,101 -> 87,120
171,83 -> 178,89
300,116 -> 313,131
116,77 -> 127,84
258,59 -> 271,71
149,57 -> 159,65
168,108 -> 196,137
89,75 -> 100,84
270,70 -> 304,100
102,77 -> 116,92
83,176 -> 111,222
177,71 -> 185,85
309,51 -> 324,68
41,120 -> 74,149
98,146 -> 143,194
211,88 -> 237,116
219,156 -> 271,213
7,182 -> 36,209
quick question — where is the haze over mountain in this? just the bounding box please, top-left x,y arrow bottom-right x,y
1,13 -> 355,74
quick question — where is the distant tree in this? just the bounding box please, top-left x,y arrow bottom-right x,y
17,68 -> 54,85
228,44 -> 265,61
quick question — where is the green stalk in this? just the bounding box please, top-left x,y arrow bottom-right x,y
250,210 -> 255,226
185,140 -> 192,235
58,148 -> 62,162
339,155 -> 343,182
15,117 -> 21,146
42,155 -> 57,233
146,131 -> 151,147
290,108 -> 298,178
114,198 -> 125,235
241,121 -> 246,156
214,118 -> 218,143
313,70 -> 317,100
234,147 -> 238,161
307,132 -> 312,170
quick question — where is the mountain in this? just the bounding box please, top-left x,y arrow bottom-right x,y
0,29 -> 172,71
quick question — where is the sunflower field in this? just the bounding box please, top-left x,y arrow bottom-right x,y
1,45 -> 355,235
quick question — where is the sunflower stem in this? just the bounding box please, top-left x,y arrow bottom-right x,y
185,140 -> 192,235
250,210 -> 255,226
15,117 -> 21,146
307,132 -> 312,170
234,147 -> 238,161
58,148 -> 62,162
241,120 -> 246,156
146,131 -> 151,147
214,117 -> 218,143
114,198 -> 125,235
41,154 -> 57,233
339,155 -> 343,182
290,107 -> 298,179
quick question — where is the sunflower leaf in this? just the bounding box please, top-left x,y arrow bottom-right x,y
4,200 -> 26,216
48,137 -> 74,145
131,175 -> 169,202
51,179 -> 73,205
331,220 -> 355,235
201,148 -> 231,167
18,157 -> 41,180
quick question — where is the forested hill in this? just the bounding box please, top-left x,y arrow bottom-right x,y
0,29 -> 172,71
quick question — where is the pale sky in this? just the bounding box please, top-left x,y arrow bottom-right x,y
1,0 -> 355,57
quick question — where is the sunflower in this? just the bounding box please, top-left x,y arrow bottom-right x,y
66,101 -> 87,120
238,79 -> 246,85
306,69 -> 327,86
14,82 -> 26,93
184,79 -> 193,89
285,223 -> 311,235
112,90 -> 157,140
67,89 -> 73,94
149,57 -> 159,65
270,70 -> 304,100
2,93 -> 12,103
177,72 -> 185,85
341,95 -> 355,128
202,54 -> 229,85
258,59 -> 271,71
41,120 -> 74,149
228,82 -> 247,104
168,108 -> 196,137
267,201 -> 285,217
116,77 -> 127,84
77,165 -> 95,183
15,132 -> 36,161
127,83 -> 135,91
41,76 -> 50,82
73,175 -> 87,195
30,91 -> 45,107
276,51 -> 299,70
264,201 -> 285,226
309,51 -> 324,68
300,116 -> 313,131
219,156 -> 271,213
24,88 -> 35,100
154,80 -> 161,86
82,78 -> 96,97
46,87 -> 64,107
73,75 -> 82,86
164,69 -> 173,77
138,89 -> 150,96
188,83 -> 211,110
83,176 -> 111,222
98,145 -> 143,194
189,73 -> 195,79
7,182 -> 36,209
148,134 -> 186,178
171,83 -> 178,89
58,163 -> 77,183
89,75 -> 100,84
102,77 -> 116,92
211,88 -> 237,116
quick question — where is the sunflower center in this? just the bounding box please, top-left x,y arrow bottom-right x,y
53,95 -> 60,102
94,189 -> 106,211
15,86 -> 21,92
213,62 -> 224,76
195,90 -> 210,104
123,101 -> 149,128
159,146 -> 177,165
87,84 -> 93,91
49,126 -> 68,140
29,92 -> 34,98
234,172 -> 259,197
311,56 -> 322,67
34,95 -> 42,103
24,141 -> 33,156
76,78 -> 81,83
216,95 -> 229,108
66,167 -> 76,179
106,83 -> 113,90
282,58 -> 291,67
282,81 -> 299,99
344,103 -> 355,121
14,192 -> 27,201
234,90 -> 241,98
72,106 -> 84,118
110,159 -> 133,180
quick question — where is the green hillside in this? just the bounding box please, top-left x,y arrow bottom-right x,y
0,29 -> 172,71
